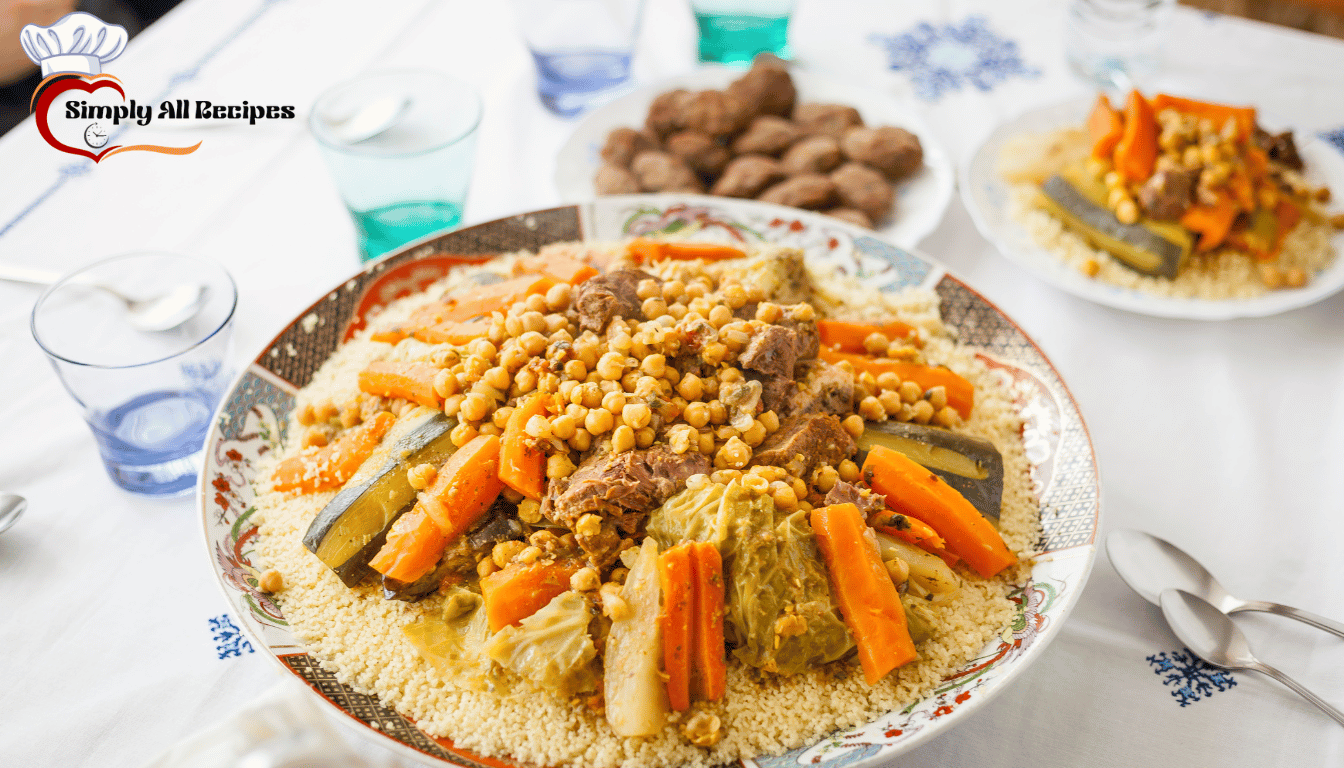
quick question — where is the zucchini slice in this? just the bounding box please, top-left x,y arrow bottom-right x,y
303,412 -> 457,586
856,421 -> 1003,523
1038,163 -> 1194,279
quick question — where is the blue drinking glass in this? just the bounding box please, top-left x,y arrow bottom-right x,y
517,0 -> 646,117
31,253 -> 237,496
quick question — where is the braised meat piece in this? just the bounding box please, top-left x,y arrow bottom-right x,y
840,126 -> 923,180
755,374 -> 796,414
646,89 -> 693,138
781,316 -> 819,361
683,90 -> 752,137
601,127 -> 658,168
631,151 -> 704,193
749,414 -> 855,478
543,445 -> 712,529
824,480 -> 885,517
732,116 -> 802,156
738,325 -> 798,380
1255,128 -> 1303,171
1137,168 -> 1195,221
783,360 -> 852,416
574,268 -> 658,332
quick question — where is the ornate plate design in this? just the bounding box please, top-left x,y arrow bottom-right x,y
201,195 -> 1100,767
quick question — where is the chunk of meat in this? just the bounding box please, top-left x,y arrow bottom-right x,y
543,445 -> 712,529
631,151 -> 704,193
646,89 -> 693,138
601,127 -> 658,168
725,54 -> 796,118
749,414 -> 855,478
732,116 -> 802,156
755,374 -> 796,414
823,480 -> 885,517
840,126 -> 923,180
1137,168 -> 1195,221
783,360 -> 852,416
574,269 -> 658,332
1255,128 -> 1303,171
711,154 -> 785,198
824,208 -> 875,229
781,316 -> 819,361
666,130 -> 732,176
780,135 -> 842,175
738,325 -> 798,379
683,90 -> 752,137
758,174 -> 838,210
792,103 -> 863,139
831,162 -> 894,221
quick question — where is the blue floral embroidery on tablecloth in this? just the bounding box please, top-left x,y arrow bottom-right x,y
870,16 -> 1040,102
1321,128 -> 1344,157
210,613 -> 255,659
1147,648 -> 1236,707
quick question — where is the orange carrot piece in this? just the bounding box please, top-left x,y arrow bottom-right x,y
439,275 -> 556,323
1227,168 -> 1255,211
1150,94 -> 1256,142
626,238 -> 747,264
1086,93 -> 1125,160
1180,188 -> 1239,252
658,544 -> 695,712
1245,146 -> 1269,182
370,328 -> 409,344
869,509 -> 946,550
1269,198 -> 1302,259
811,503 -> 917,685
1113,90 -> 1158,183
272,412 -> 395,494
862,446 -> 1016,579
688,542 -> 726,702
358,361 -> 442,409
816,319 -> 919,354
518,254 -> 600,285
499,394 -> 550,500
818,348 -> 974,418
412,318 -> 490,345
368,434 -> 504,583
480,560 -> 582,632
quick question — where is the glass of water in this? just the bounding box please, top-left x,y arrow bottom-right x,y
690,0 -> 793,65
516,0 -> 646,117
1065,0 -> 1175,88
31,253 -> 237,496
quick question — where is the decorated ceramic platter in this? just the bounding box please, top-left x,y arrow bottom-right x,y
555,68 -> 956,249
963,97 -> 1344,320
201,194 -> 1100,767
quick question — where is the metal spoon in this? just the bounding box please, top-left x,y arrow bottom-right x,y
1107,529 -> 1344,640
0,265 -> 208,332
1161,588 -> 1344,727
0,493 -> 26,534
323,95 -> 412,145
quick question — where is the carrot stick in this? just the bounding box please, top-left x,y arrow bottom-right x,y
518,254 -> 600,285
272,412 -> 395,493
440,275 -> 555,322
626,238 -> 747,264
862,446 -> 1016,579
868,509 -> 946,551
1086,93 -> 1124,160
358,361 -> 442,409
368,434 -> 504,584
1150,94 -> 1256,142
480,559 -> 582,632
817,348 -> 974,418
811,503 -> 917,685
1180,188 -> 1239,252
658,544 -> 694,711
412,318 -> 490,345
1227,168 -> 1255,211
499,394 -> 550,500
688,542 -> 726,702
1269,198 -> 1302,260
816,319 -> 919,354
370,328 -> 409,344
1113,90 -> 1158,183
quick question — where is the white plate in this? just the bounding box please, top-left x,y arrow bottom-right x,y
962,98 -> 1344,320
555,68 -> 955,249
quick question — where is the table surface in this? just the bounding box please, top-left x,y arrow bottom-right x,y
2,1 -> 1343,766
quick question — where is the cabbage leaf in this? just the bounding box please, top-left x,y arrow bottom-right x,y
483,590 -> 600,698
402,587 -> 496,691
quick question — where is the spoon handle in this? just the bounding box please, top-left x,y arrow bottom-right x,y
0,265 -> 61,286
1236,600 -> 1344,640
1251,661 -> 1344,728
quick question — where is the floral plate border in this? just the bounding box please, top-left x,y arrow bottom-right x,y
201,194 -> 1101,767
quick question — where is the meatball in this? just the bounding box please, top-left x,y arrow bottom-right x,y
830,162 -> 893,220
631,151 -> 704,193
758,174 -> 838,210
824,208 -> 874,229
731,116 -> 802,156
711,154 -> 785,198
595,163 -> 642,195
683,90 -> 752,137
666,130 -> 732,177
725,54 -> 796,118
792,103 -> 863,139
840,126 -> 923,180
780,135 -> 842,176
646,89 -> 693,138
600,127 -> 658,168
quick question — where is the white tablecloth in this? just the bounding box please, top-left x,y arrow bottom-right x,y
2,1 -> 1343,765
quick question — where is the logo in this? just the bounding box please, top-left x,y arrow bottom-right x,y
21,12 -> 295,163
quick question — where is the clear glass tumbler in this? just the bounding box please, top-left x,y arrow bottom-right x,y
311,70 -> 481,262
516,0 -> 646,117
1065,0 -> 1175,88
690,0 -> 793,65
31,253 -> 237,496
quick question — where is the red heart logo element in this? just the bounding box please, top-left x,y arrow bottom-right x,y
34,76 -> 127,162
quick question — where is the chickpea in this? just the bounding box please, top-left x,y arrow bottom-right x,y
741,473 -> 769,493
450,422 -> 478,447
875,371 -> 901,391
463,355 -> 490,381
570,567 -> 600,592
898,380 -> 922,404
482,366 -> 509,391
504,315 -> 524,338
640,354 -> 667,378
710,469 -> 741,485
460,393 -> 492,423
667,303 -> 688,320
718,367 -> 743,384
524,415 -> 551,439
685,282 -> 707,300
517,498 -> 543,524
698,430 -> 716,455
755,302 -> 782,323
933,406 -> 959,428
547,453 -> 577,479
545,282 -> 572,312
790,303 -> 815,321
642,297 -> 668,320
468,338 -> 497,361
708,304 -> 734,328
1182,145 -> 1202,168
443,394 -> 465,417
407,463 -> 437,491
597,351 -> 626,381
708,400 -> 728,425
878,390 -> 903,416
1103,171 -> 1122,189
677,373 -> 703,401
518,331 -> 548,357
884,557 -> 910,585
772,484 -> 799,511
742,420 -> 767,446
1259,263 -> 1283,289
636,278 -> 661,300
862,332 -> 890,355
622,402 -> 652,429
635,426 -> 655,448
514,368 -> 538,395
714,424 -> 740,442
585,408 -> 614,435
580,382 -> 604,409
492,540 -> 527,568
838,459 -> 860,483
911,399 -> 935,424
669,425 -> 696,454
476,558 -> 499,578
717,436 -> 751,469
1106,187 -> 1129,210
609,333 -> 634,354
701,341 -> 727,366
549,413 -> 577,441
1284,266 -> 1308,288
759,410 -> 780,433
812,465 -> 839,493
684,401 -> 710,428
842,414 -> 865,439
601,390 -> 627,415
858,395 -> 885,421
258,569 -> 284,594
601,587 -> 632,621
569,428 -> 592,452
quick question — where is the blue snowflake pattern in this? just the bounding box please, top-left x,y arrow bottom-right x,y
1147,648 -> 1236,707
1321,128 -> 1344,158
869,16 -> 1040,102
209,613 -> 255,660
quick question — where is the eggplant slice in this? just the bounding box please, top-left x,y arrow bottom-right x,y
856,421 -> 1004,523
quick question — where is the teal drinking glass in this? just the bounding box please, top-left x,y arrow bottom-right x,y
690,0 -> 793,64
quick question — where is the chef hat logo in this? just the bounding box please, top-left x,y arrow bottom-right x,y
20,12 -> 128,78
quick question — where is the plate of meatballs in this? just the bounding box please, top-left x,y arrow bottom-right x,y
556,56 -> 955,248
